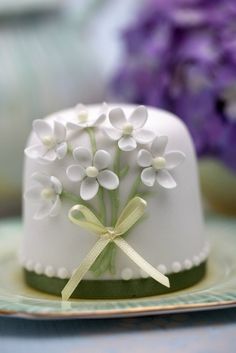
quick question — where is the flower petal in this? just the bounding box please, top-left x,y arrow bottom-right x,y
118,136 -> 137,151
99,101 -> 108,114
49,196 -> 61,217
156,170 -> 177,189
24,186 -> 42,200
137,149 -> 152,167
24,144 -> 47,159
93,113 -> 106,126
141,167 -> 156,187
66,122 -> 83,130
34,201 -> 54,220
93,150 -> 111,170
31,172 -> 51,186
33,120 -> 53,141
43,149 -> 57,162
134,129 -> 155,144
54,121 -> 66,142
66,165 -> 86,182
165,151 -> 186,170
73,147 -> 92,167
109,108 -> 127,129
104,127 -> 122,141
55,142 -> 67,160
129,106 -> 148,129
151,136 -> 168,157
80,177 -> 99,200
50,176 -> 63,194
97,170 -> 119,190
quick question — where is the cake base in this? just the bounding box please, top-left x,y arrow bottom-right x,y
23,261 -> 207,299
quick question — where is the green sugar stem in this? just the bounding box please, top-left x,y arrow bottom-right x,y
86,127 -> 107,225
61,190 -> 84,204
97,187 -> 106,225
126,174 -> 141,205
61,190 -> 97,216
86,127 -> 97,154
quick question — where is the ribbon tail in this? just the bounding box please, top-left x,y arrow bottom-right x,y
61,237 -> 111,301
114,237 -> 170,288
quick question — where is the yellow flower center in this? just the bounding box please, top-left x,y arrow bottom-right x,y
122,122 -> 133,135
152,157 -> 166,170
41,187 -> 54,200
78,110 -> 88,123
86,166 -> 98,178
42,136 -> 56,148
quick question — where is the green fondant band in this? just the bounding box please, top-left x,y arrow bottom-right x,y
23,261 -> 207,299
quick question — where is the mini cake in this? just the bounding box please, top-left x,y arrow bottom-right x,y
20,103 -> 208,300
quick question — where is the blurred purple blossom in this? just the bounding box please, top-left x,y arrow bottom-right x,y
112,0 -> 236,172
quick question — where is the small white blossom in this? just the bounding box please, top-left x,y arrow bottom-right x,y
25,119 -> 68,163
66,147 -> 119,200
105,105 -> 155,151
137,136 -> 185,189
24,173 -> 62,220
67,103 -> 107,130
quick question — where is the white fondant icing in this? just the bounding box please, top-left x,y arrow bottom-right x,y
58,268 -> 69,279
199,251 -> 205,262
35,263 -> 43,275
193,256 -> 200,266
45,266 -> 55,278
121,268 -> 133,280
26,260 -> 34,271
21,104 -> 207,280
21,242 -> 208,279
140,269 -> 149,278
172,262 -> 182,273
157,264 -> 167,275
184,259 -> 193,270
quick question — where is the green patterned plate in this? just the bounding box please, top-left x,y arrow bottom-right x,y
0,215 -> 236,320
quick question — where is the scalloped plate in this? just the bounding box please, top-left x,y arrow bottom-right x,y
0,215 -> 236,320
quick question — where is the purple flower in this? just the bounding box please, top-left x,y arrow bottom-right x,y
111,0 -> 236,172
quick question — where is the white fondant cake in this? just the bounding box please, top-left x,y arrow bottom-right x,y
20,103 -> 208,299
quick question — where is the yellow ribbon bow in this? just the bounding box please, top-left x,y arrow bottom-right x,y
61,196 -> 170,300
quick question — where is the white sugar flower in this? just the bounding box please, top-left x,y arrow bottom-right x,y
24,173 -> 62,220
105,105 -> 155,151
66,147 -> 119,200
25,119 -> 68,163
137,136 -> 185,189
67,103 -> 107,130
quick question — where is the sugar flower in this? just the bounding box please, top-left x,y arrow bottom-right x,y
67,103 -> 107,131
105,105 -> 155,151
66,147 -> 119,200
137,136 -> 185,189
24,172 -> 62,220
25,119 -> 68,163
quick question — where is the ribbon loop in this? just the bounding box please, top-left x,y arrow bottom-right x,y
69,204 -> 106,235
114,197 -> 147,235
62,197 -> 170,300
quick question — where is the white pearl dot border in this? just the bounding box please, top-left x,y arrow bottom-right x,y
19,242 -> 210,280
